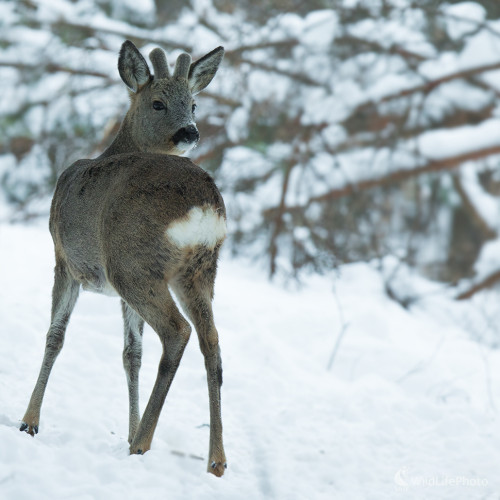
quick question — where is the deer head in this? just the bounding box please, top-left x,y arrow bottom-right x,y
116,40 -> 224,155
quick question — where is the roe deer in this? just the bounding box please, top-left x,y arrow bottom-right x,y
19,40 -> 227,476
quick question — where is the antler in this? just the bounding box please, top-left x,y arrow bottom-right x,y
149,48 -> 170,79
174,53 -> 192,79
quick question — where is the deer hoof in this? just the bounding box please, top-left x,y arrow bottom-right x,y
129,447 -> 144,455
19,422 -> 38,436
209,461 -> 227,477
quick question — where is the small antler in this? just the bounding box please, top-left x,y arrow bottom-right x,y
149,48 -> 170,80
174,53 -> 192,79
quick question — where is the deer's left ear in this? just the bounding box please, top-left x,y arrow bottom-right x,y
188,46 -> 224,95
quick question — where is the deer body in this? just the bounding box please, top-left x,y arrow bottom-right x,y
51,154 -> 225,295
20,41 -> 227,477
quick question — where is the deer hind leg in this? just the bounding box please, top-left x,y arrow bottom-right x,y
171,246 -> 227,477
121,300 -> 144,444
111,272 -> 192,455
20,258 -> 80,436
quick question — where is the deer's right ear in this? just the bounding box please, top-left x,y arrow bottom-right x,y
118,40 -> 151,93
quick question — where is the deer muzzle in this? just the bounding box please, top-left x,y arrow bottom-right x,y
172,125 -> 200,146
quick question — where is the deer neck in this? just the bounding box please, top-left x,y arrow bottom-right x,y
98,115 -> 140,159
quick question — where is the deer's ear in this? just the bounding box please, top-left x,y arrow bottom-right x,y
118,40 -> 151,93
188,46 -> 224,95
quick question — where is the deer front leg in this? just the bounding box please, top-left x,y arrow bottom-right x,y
121,300 -> 144,444
20,259 -> 79,435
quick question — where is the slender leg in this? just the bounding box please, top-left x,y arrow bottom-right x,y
172,275 -> 227,477
117,287 -> 191,455
121,300 -> 144,444
20,259 -> 80,435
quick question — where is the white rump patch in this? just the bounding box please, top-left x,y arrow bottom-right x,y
166,206 -> 226,249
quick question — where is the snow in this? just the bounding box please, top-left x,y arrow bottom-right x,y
1,222 -> 500,499
418,118 -> 500,160
445,2 -> 487,40
459,30 -> 500,69
300,10 -> 338,49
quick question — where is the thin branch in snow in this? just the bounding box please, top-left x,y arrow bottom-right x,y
397,335 -> 447,384
476,343 -> 498,413
456,269 -> 500,300
327,283 -> 349,371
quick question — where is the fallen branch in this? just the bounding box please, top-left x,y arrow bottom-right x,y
456,269 -> 500,300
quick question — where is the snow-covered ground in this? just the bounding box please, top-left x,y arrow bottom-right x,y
1,221 -> 500,500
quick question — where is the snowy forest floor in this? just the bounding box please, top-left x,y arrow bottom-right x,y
0,221 -> 499,500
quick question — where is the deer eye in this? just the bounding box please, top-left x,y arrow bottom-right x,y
153,101 -> 166,111
192,103 -> 197,113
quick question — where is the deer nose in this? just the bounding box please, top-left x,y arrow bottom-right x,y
173,125 -> 200,144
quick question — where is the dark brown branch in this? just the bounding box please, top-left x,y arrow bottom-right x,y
266,144 -> 500,215
341,61 -> 500,130
338,34 -> 428,62
435,9 -> 500,40
201,91 -> 240,108
226,39 -> 299,55
51,20 -> 191,52
269,162 -> 294,277
232,56 -> 323,87
311,145 -> 500,202
456,269 -> 500,300
0,61 -> 112,80
378,61 -> 500,103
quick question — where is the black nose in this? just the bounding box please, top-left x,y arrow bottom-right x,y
173,125 -> 200,144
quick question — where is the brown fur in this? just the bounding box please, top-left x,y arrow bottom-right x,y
20,41 -> 227,477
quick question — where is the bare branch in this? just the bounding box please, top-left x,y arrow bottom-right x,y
226,39 -> 299,55
456,269 -> 500,300
230,56 -> 324,87
378,61 -> 500,103
51,19 -> 191,52
267,144 -> 500,215
269,162 -> 294,276
339,33 -> 428,62
0,60 -> 112,80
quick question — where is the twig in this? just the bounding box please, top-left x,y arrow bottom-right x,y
476,343 -> 497,413
456,269 -> 500,300
397,335 -> 446,384
327,283 -> 349,370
